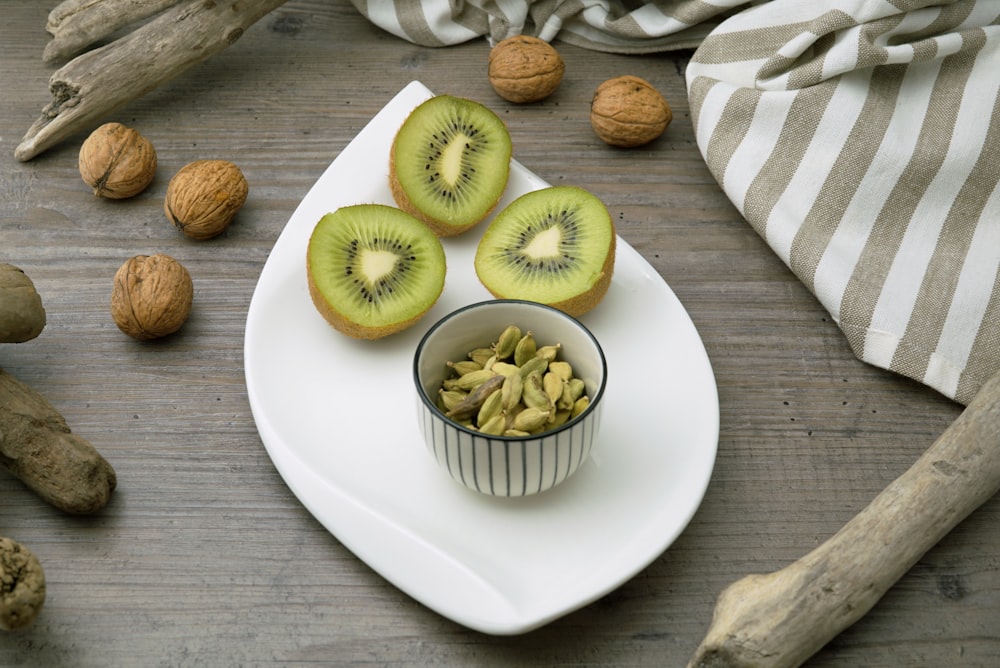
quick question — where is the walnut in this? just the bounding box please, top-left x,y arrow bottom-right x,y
488,35 -> 565,103
78,122 -> 157,199
590,75 -> 673,148
0,536 -> 45,631
164,160 -> 248,240
111,254 -> 193,340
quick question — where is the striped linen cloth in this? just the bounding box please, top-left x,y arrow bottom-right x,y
347,0 -> 750,52
686,1 -> 1000,405
352,0 -> 1000,405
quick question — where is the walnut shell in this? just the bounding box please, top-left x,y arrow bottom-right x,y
111,254 -> 193,340
78,122 -> 157,199
164,160 -> 248,240
488,35 -> 565,103
590,75 -> 672,148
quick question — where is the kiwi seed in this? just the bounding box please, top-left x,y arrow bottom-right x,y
474,186 -> 616,317
306,204 -> 447,339
389,95 -> 512,237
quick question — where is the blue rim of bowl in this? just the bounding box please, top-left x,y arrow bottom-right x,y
413,299 -> 608,440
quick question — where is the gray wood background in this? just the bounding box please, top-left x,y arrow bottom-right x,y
2,2 -> 997,665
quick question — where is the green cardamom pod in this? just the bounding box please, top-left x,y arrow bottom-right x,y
447,360 -> 483,376
543,371 -> 565,404
513,331 -> 537,367
468,347 -> 495,367
548,360 -> 573,382
518,355 -> 548,379
571,395 -> 590,419
559,377 -> 585,410
501,372 -> 523,412
445,373 -> 505,419
490,362 -> 520,377
478,414 -> 507,436
522,371 -> 553,412
493,324 -> 522,360
513,406 -> 550,432
448,368 -> 497,392
550,409 -> 571,427
535,344 -> 562,363
476,388 -> 504,427
438,389 -> 468,411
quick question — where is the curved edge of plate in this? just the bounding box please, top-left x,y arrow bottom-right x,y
242,80 -> 721,635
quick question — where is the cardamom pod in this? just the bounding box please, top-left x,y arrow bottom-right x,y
559,377 -> 585,410
513,406 -> 550,432
501,372 -> 523,412
448,360 -> 483,376
493,324 -> 521,360
550,409 -> 571,427
543,371 -> 565,404
535,344 -> 561,363
571,395 -> 590,419
445,373 -> 505,419
479,413 -> 507,436
513,331 -> 536,366
477,388 -> 504,427
468,347 -> 495,367
438,389 -> 468,411
447,368 -> 497,392
522,371 -> 553,412
490,362 -> 520,377
518,355 -> 548,379
548,360 -> 573,382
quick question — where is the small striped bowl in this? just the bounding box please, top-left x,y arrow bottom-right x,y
414,300 -> 607,497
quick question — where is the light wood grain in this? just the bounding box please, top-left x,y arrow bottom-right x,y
1,2 -> 996,666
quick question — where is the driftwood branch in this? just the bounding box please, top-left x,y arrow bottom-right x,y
16,0 -> 289,162
688,370 -> 1000,668
44,0 -> 182,63
0,368 -> 117,514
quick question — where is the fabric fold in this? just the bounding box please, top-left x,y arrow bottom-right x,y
687,0 -> 1000,404
348,0 -> 750,52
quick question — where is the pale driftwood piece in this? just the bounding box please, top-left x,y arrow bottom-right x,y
688,370 -> 1000,668
44,0 -> 183,64
16,0 -> 289,162
0,368 -> 117,514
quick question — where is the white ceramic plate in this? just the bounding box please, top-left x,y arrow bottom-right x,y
244,81 -> 719,635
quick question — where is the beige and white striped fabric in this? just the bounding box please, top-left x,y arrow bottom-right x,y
686,1 -> 1000,405
351,0 -> 1000,405
347,0 -> 751,52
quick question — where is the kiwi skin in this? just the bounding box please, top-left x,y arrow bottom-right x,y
306,204 -> 446,340
548,233 -> 615,317
389,95 -> 512,237
475,186 -> 616,318
307,273 -> 434,340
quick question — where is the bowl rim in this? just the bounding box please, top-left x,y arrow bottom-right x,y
413,299 -> 607,441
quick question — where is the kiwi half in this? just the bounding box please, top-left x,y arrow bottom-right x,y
389,95 -> 512,237
474,186 -> 615,317
307,204 -> 446,339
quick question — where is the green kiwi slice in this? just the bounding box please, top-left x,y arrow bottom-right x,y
307,204 -> 446,340
389,95 -> 512,237
474,186 -> 616,317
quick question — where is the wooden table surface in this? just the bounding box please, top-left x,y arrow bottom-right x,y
2,2 -> 997,666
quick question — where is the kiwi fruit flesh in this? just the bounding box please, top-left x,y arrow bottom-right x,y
307,204 -> 447,339
474,186 -> 616,317
390,95 -> 512,237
